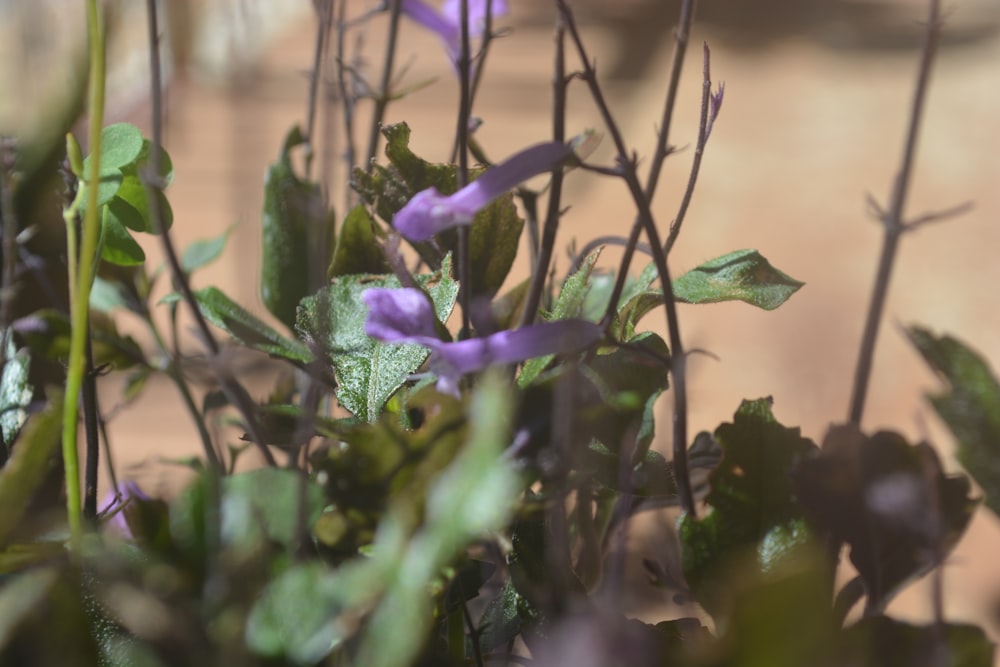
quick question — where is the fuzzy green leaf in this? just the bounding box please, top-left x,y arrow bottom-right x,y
673,249 -> 803,310
297,255 -> 458,421
221,468 -> 325,550
185,287 -> 314,364
329,205 -> 390,278
907,327 -> 1000,518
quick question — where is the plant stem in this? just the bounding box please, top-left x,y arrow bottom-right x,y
456,0 -> 472,334
63,0 -> 108,546
519,15 -> 566,327
304,0 -> 333,180
335,0 -> 359,210
557,0 -> 695,517
144,0 -> 273,468
847,0 -> 942,426
365,0 -> 403,169
82,330 -> 100,521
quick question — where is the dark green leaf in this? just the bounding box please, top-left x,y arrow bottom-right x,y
187,286 -> 314,364
477,582 -> 526,652
101,203 -> 146,266
181,226 -> 233,274
296,255 -> 458,421
907,327 -> 1000,517
111,174 -> 173,234
262,126 -> 334,330
680,398 -> 819,618
329,205 -> 390,278
673,249 -> 803,310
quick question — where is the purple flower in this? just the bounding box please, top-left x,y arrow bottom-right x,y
394,142 -> 574,241
363,287 -> 602,395
401,0 -> 509,66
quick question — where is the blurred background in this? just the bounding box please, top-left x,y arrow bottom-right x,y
3,0 -> 1000,645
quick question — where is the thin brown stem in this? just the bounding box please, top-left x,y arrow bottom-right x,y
144,0 -> 273,468
664,42 -> 714,254
456,0 -> 472,334
520,16 -> 567,327
304,0 -> 333,180
847,0 -> 943,425
365,0 -> 403,168
556,0 -> 694,517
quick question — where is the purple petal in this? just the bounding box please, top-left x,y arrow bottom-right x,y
393,187 -> 480,242
441,0 -> 509,35
428,319 -> 602,392
394,142 -> 573,242
363,287 -> 440,343
401,0 -> 459,45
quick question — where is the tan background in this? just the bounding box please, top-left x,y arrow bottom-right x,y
5,0 -> 1000,646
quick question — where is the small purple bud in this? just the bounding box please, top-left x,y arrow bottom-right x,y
706,82 -> 724,141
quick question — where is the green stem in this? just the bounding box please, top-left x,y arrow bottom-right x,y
63,0 -> 106,548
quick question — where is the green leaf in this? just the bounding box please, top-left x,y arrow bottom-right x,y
355,122 -> 524,298
101,203 -> 146,266
907,327 -> 1000,517
186,286 -> 314,365
329,205 -> 390,278
84,123 -> 144,173
181,226 -> 233,274
221,468 -> 325,550
0,337 -> 31,452
673,249 -> 803,310
297,255 -> 458,421
111,173 -> 173,233
262,126 -> 334,330
680,398 -> 819,619
518,248 -> 602,387
0,568 -> 60,652
0,392 -> 63,548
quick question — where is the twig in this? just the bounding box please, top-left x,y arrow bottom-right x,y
556,0 -> 695,517
664,44 -> 718,254
456,0 -> 472,334
335,0 -> 359,209
599,0 -> 697,328
81,331 -> 100,521
520,15 -> 567,327
364,0 -> 403,168
304,0 -> 333,180
847,0 -> 943,425
143,0 -> 274,468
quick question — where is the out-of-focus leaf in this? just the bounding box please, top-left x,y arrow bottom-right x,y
673,249 -> 803,310
477,581 -> 525,653
221,468 -> 325,550
356,372 -> 520,667
0,392 -> 62,548
680,398 -> 819,619
181,226 -> 233,274
297,255 -> 458,421
13,310 -> 144,370
111,174 -> 173,234
907,327 -> 1000,517
181,286 -> 313,365
84,123 -> 144,173
246,558 -> 389,664
794,424 -> 976,614
840,616 -> 994,667
262,125 -> 333,330
329,205 -> 389,278
0,568 -> 60,651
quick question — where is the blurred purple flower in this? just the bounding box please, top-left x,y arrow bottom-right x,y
363,287 -> 602,395
401,0 -> 509,66
101,480 -> 149,539
394,142 -> 573,241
